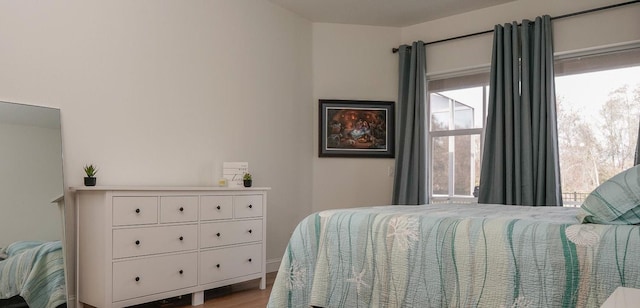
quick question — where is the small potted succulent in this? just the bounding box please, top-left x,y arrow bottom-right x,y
83,164 -> 98,186
243,173 -> 252,187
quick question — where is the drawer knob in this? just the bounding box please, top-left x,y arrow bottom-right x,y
135,276 -> 140,282
248,229 -> 253,234
248,204 -> 253,209
135,240 -> 140,246
248,258 -> 252,262
179,236 -> 184,241
135,208 -> 141,214
179,270 -> 184,275
216,233 -> 221,237
179,207 -> 184,212
216,264 -> 220,268
216,205 -> 221,210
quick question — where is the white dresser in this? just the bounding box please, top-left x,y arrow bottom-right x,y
72,186 -> 269,308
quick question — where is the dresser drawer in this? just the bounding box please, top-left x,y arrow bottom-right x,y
234,195 -> 263,218
113,197 -> 158,226
199,244 -> 262,285
113,252 -> 198,302
113,224 -> 198,259
200,220 -> 262,248
200,195 -> 233,220
160,196 -> 198,223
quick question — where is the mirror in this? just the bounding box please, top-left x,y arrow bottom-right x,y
0,101 -> 67,308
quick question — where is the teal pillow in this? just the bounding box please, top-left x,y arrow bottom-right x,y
578,165 -> 640,224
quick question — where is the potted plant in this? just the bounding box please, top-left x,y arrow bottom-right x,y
243,173 -> 252,187
83,164 -> 98,186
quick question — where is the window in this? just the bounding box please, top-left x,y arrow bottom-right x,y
426,47 -> 640,205
428,73 -> 488,203
555,48 -> 640,205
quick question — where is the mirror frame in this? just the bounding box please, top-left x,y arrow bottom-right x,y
0,101 -> 69,307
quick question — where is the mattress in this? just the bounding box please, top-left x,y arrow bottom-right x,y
268,203 -> 640,307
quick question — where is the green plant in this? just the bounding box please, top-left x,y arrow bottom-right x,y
83,164 -> 98,177
243,173 -> 252,181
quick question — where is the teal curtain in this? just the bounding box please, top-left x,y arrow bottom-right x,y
393,41 -> 428,205
635,119 -> 640,165
478,16 -> 563,206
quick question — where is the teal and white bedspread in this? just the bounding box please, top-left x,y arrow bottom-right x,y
267,204 -> 640,307
0,241 -> 66,308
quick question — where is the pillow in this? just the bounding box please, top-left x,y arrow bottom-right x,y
578,164 -> 640,224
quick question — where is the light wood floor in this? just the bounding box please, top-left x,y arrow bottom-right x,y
129,272 -> 276,308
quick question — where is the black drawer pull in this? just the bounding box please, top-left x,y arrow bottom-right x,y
179,270 -> 183,274
135,276 -> 140,282
179,207 -> 184,212
216,264 -> 220,268
216,205 -> 221,210
248,229 -> 253,234
179,236 -> 184,241
135,240 -> 140,245
248,204 -> 253,209
135,208 -> 140,214
248,258 -> 252,262
216,233 -> 221,237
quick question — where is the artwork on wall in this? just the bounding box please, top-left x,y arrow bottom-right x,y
319,99 -> 395,158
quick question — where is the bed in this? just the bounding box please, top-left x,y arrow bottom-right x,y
0,241 -> 67,308
267,203 -> 640,307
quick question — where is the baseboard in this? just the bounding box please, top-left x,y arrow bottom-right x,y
267,258 -> 282,273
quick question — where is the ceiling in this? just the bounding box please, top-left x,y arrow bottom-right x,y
268,0 -> 516,27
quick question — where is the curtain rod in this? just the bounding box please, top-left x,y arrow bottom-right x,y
392,0 -> 640,53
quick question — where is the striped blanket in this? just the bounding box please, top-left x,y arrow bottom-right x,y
268,204 -> 640,307
0,241 -> 66,308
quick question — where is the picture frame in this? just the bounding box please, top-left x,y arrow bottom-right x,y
319,99 -> 395,158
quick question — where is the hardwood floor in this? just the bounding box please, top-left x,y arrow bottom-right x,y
128,272 -> 276,308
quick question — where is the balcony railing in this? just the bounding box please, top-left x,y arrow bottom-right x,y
430,192 -> 588,208
562,192 -> 589,207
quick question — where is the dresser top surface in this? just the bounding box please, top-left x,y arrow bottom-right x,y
70,186 -> 271,192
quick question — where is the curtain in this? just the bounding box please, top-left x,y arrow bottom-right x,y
392,42 -> 428,205
635,119 -> 640,165
478,15 -> 563,206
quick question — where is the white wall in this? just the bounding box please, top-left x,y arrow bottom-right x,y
401,0 -> 640,76
0,0 -> 313,298
311,23 -> 400,212
0,123 -> 63,247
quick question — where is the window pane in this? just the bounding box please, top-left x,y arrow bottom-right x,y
454,135 -> 481,196
438,87 -> 484,129
454,104 -> 473,129
430,94 -> 450,131
432,136 -> 449,195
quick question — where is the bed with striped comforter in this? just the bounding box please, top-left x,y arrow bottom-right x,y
0,241 -> 66,308
267,203 -> 640,307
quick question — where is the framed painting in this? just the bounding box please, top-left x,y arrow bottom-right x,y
319,99 -> 395,158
